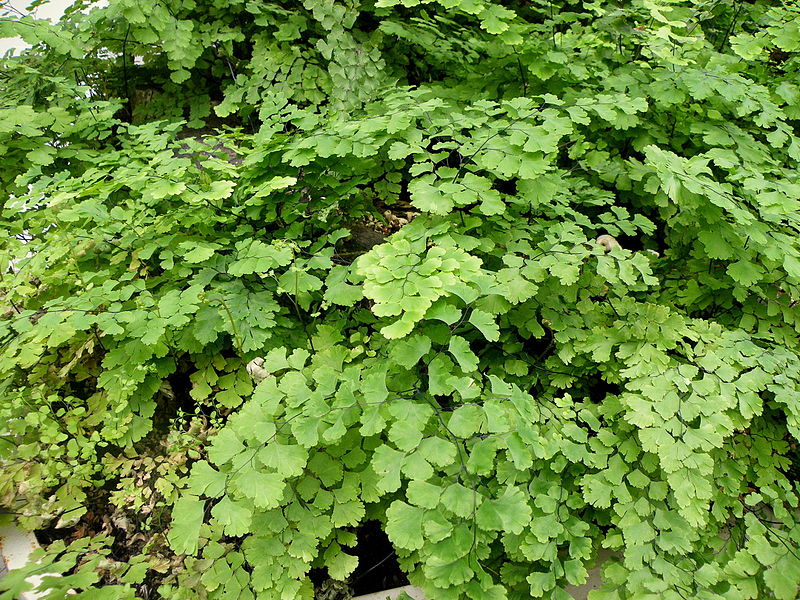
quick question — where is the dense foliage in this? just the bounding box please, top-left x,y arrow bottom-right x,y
1,0 -> 800,598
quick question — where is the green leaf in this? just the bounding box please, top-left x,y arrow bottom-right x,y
410,179 -> 453,215
385,501 -> 425,550
168,495 -> 205,555
380,315 -> 418,339
425,556 -> 474,586
407,480 -> 442,509
764,557 -> 800,600
280,269 -> 319,305
331,499 -> 365,527
7,5 -> 800,599
180,242 -> 220,263
204,180 -> 236,201
372,444 -> 404,493
727,260 -> 763,286
211,497 -> 253,537
187,461 -> 227,498
391,334 -> 432,368
229,240 -> 294,276
448,336 -> 479,372
324,266 -> 364,306
480,5 -> 512,35
251,176 -> 298,199
441,483 -> 478,518
323,544 -> 359,580
388,418 -> 426,452
257,443 -> 308,477
447,404 -> 485,437
426,301 -> 462,325
231,469 -> 285,508
208,429 -> 245,465
469,309 -> 500,341
387,400 -> 432,451
418,437 -> 458,467
475,486 -> 532,535
359,404 -> 387,436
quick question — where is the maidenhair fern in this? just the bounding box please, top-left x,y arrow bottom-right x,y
1,1 -> 800,599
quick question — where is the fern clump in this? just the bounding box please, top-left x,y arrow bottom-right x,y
2,0 -> 800,599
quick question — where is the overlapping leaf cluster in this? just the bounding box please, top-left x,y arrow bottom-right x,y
1,0 -> 800,599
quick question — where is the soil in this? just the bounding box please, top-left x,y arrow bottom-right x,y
350,520 -> 409,595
